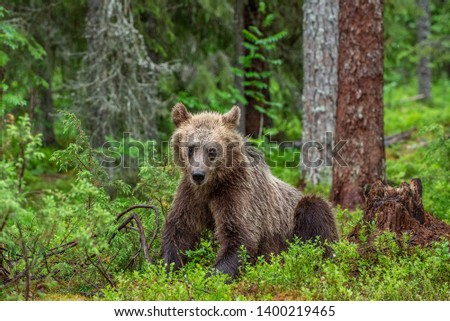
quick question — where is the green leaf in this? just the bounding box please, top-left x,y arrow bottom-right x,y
231,67 -> 244,77
2,93 -> 27,107
0,49 -> 9,66
244,71 -> 261,79
244,80 -> 268,90
254,105 -> 267,114
243,42 -> 257,52
243,29 -> 259,42
262,14 -> 275,28
255,30 -> 288,46
249,26 -> 263,37
268,59 -> 283,65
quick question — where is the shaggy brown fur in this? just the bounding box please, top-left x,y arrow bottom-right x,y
162,103 -> 339,277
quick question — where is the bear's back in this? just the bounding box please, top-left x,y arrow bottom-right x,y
242,145 -> 302,254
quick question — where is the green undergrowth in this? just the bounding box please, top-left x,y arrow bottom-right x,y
101,230 -> 450,301
99,202 -> 450,302
384,78 -> 450,136
386,124 -> 449,220
383,80 -> 450,220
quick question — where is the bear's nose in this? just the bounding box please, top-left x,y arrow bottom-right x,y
192,170 -> 205,184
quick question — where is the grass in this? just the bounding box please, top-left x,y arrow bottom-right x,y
98,193 -> 449,301
384,77 -> 450,136
384,79 -> 450,220
99,223 -> 450,301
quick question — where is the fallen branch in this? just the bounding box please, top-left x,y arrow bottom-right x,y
384,94 -> 426,108
384,128 -> 416,147
111,212 -> 152,264
108,205 -> 159,265
132,213 -> 152,264
86,255 -> 116,288
0,272 -> 25,290
17,224 -> 30,300
45,240 -> 79,258
147,205 -> 160,251
116,204 -> 157,221
398,94 -> 426,104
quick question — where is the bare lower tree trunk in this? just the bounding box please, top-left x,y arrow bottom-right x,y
243,0 -> 271,138
234,0 -> 245,133
301,0 -> 338,185
41,60 -> 56,146
417,0 -> 431,100
331,0 -> 386,210
86,0 -> 108,146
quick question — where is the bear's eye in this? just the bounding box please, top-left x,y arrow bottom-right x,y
208,148 -> 217,159
188,146 -> 194,157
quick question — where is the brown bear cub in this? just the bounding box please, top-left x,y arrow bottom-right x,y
162,103 -> 339,277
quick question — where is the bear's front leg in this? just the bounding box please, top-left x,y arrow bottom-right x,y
162,217 -> 199,273
210,199 -> 258,277
161,191 -> 206,273
213,243 -> 242,277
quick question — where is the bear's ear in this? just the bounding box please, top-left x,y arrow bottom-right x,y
222,106 -> 240,128
172,103 -> 192,127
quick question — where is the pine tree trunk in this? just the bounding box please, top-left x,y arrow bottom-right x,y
41,83 -> 56,146
243,0 -> 271,138
86,0 -> 106,147
331,0 -> 386,209
301,0 -> 338,185
41,56 -> 56,146
234,0 -> 245,133
417,0 -> 431,100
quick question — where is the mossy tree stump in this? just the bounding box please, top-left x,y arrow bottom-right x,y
349,179 -> 450,246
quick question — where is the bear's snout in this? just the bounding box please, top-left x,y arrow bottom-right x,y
192,170 -> 205,185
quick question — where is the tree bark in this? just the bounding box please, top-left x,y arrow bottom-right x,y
301,0 -> 338,185
417,0 -> 431,100
331,0 -> 386,210
86,0 -> 106,147
41,60 -> 56,146
243,0 -> 271,138
234,0 -> 245,133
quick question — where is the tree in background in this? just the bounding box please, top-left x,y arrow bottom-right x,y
243,0 -> 272,137
417,0 -> 431,100
234,0 -> 245,132
76,0 -> 167,147
240,0 -> 289,138
331,0 -> 386,209
301,0 -> 338,185
3,1 -> 88,146
0,5 -> 46,119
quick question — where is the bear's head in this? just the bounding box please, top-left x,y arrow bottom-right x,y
171,103 -> 245,187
